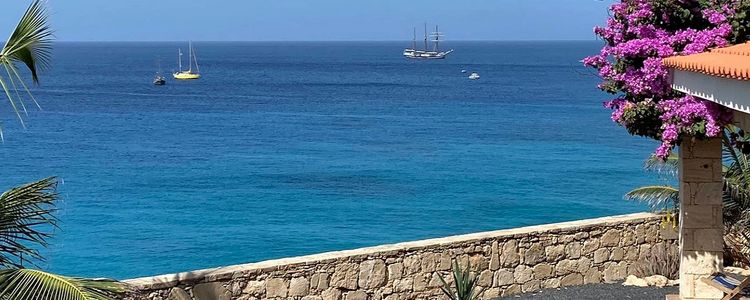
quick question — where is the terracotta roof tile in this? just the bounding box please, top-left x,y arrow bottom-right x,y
662,42 -> 750,80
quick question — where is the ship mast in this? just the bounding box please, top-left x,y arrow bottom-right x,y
178,48 -> 183,72
423,23 -> 428,51
412,27 -> 417,50
433,25 -> 440,52
188,41 -> 193,72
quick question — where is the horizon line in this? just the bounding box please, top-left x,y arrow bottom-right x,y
52,38 -> 602,43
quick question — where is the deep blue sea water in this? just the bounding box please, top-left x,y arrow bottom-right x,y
0,41 -> 660,279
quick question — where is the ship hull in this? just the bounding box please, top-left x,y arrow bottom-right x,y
403,49 -> 453,59
173,72 -> 201,80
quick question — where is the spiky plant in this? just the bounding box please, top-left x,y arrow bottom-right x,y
0,178 -> 126,300
438,260 -> 480,300
0,0 -> 52,140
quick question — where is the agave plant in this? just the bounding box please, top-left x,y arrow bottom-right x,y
0,178 -> 126,300
438,259 -> 480,300
0,0 -> 52,140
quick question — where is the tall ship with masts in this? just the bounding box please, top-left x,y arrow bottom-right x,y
403,24 -> 454,59
173,41 -> 201,80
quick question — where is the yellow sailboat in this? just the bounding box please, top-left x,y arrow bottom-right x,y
173,41 -> 201,80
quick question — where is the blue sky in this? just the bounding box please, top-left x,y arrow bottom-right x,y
0,0 -> 615,41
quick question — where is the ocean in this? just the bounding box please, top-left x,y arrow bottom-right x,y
0,41 -> 660,279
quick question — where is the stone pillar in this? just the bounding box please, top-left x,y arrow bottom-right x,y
678,137 -> 724,300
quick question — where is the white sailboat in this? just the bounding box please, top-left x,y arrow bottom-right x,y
403,24 -> 454,59
173,41 -> 201,80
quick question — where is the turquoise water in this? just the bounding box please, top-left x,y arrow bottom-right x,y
0,41 -> 658,279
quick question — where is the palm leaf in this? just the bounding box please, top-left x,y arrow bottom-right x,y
0,177 -> 58,268
644,153 -> 678,177
0,269 -> 126,300
625,185 -> 678,211
0,0 -> 52,139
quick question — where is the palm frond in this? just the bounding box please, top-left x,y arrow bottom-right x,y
0,177 -> 58,268
0,269 -> 127,300
644,153 -> 678,176
0,0 -> 52,139
625,185 -> 679,211
1,0 -> 53,83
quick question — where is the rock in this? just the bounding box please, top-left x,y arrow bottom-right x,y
303,296 -> 324,300
413,273 -> 430,291
593,248 -> 610,264
331,263 -> 359,289
489,241 -> 500,271
610,248 -> 624,261
403,256 -> 421,274
545,245 -> 565,262
359,260 -> 387,289
601,230 -> 621,247
322,288 -> 343,300
514,265 -> 533,284
533,264 -> 554,280
644,275 -> 669,287
502,284 -> 522,297
584,269 -> 602,284
603,262 -> 627,283
494,269 -> 515,286
420,253 -> 438,272
310,273 -> 330,293
565,242 -> 582,259
501,240 -> 520,267
242,280 -> 265,296
542,278 -> 561,289
555,259 -> 578,276
193,282 -> 231,300
522,280 -> 541,293
290,277 -> 310,297
560,273 -> 583,287
438,253 -> 452,271
582,239 -> 600,255
622,275 -> 648,287
265,278 -> 289,298
388,263 -> 404,280
393,278 -> 413,292
469,255 -> 489,271
167,287 -> 191,300
482,287 -> 502,298
667,279 -> 679,286
345,291 -> 368,300
523,244 -> 545,265
477,270 -> 493,287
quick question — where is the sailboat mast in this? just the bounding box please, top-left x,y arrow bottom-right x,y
188,41 -> 193,72
434,25 -> 440,52
178,48 -> 183,71
193,44 -> 200,74
412,27 -> 417,50
423,23 -> 428,51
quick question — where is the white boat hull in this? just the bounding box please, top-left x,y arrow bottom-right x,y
403,49 -> 453,59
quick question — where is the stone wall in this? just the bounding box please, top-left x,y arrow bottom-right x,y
125,213 -> 673,300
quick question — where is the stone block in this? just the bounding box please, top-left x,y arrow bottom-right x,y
533,264 -> 553,280
600,230 -> 621,247
322,288 -> 343,300
680,205 -> 722,229
359,260 -> 387,289
521,280 -> 541,293
545,245 -> 565,262
681,228 -> 724,252
560,273 -> 583,287
680,250 -> 723,275
265,278 -> 289,298
523,244 -> 545,265
501,240 -> 520,268
489,241 -> 500,271
388,263 -> 404,280
290,277 -> 310,297
477,270 -> 493,287
593,248 -> 609,264
582,239 -> 600,255
565,242 -> 582,259
242,280 -> 264,296
331,263 -> 359,289
680,158 -> 722,183
310,273 -> 330,293
494,269 -> 514,286
167,287 -> 191,300
555,259 -> 577,276
193,282 -> 231,300
345,291 -> 368,300
584,269 -> 602,284
514,265 -> 533,284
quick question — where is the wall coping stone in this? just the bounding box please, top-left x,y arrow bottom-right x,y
124,212 -> 659,290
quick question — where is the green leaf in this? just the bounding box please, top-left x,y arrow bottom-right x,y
0,269 -> 126,300
625,186 -> 679,211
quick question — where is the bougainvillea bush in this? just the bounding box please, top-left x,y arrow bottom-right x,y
584,0 -> 750,158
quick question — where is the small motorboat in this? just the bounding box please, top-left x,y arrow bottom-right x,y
468,72 -> 480,80
153,74 -> 166,85
461,69 -> 467,73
